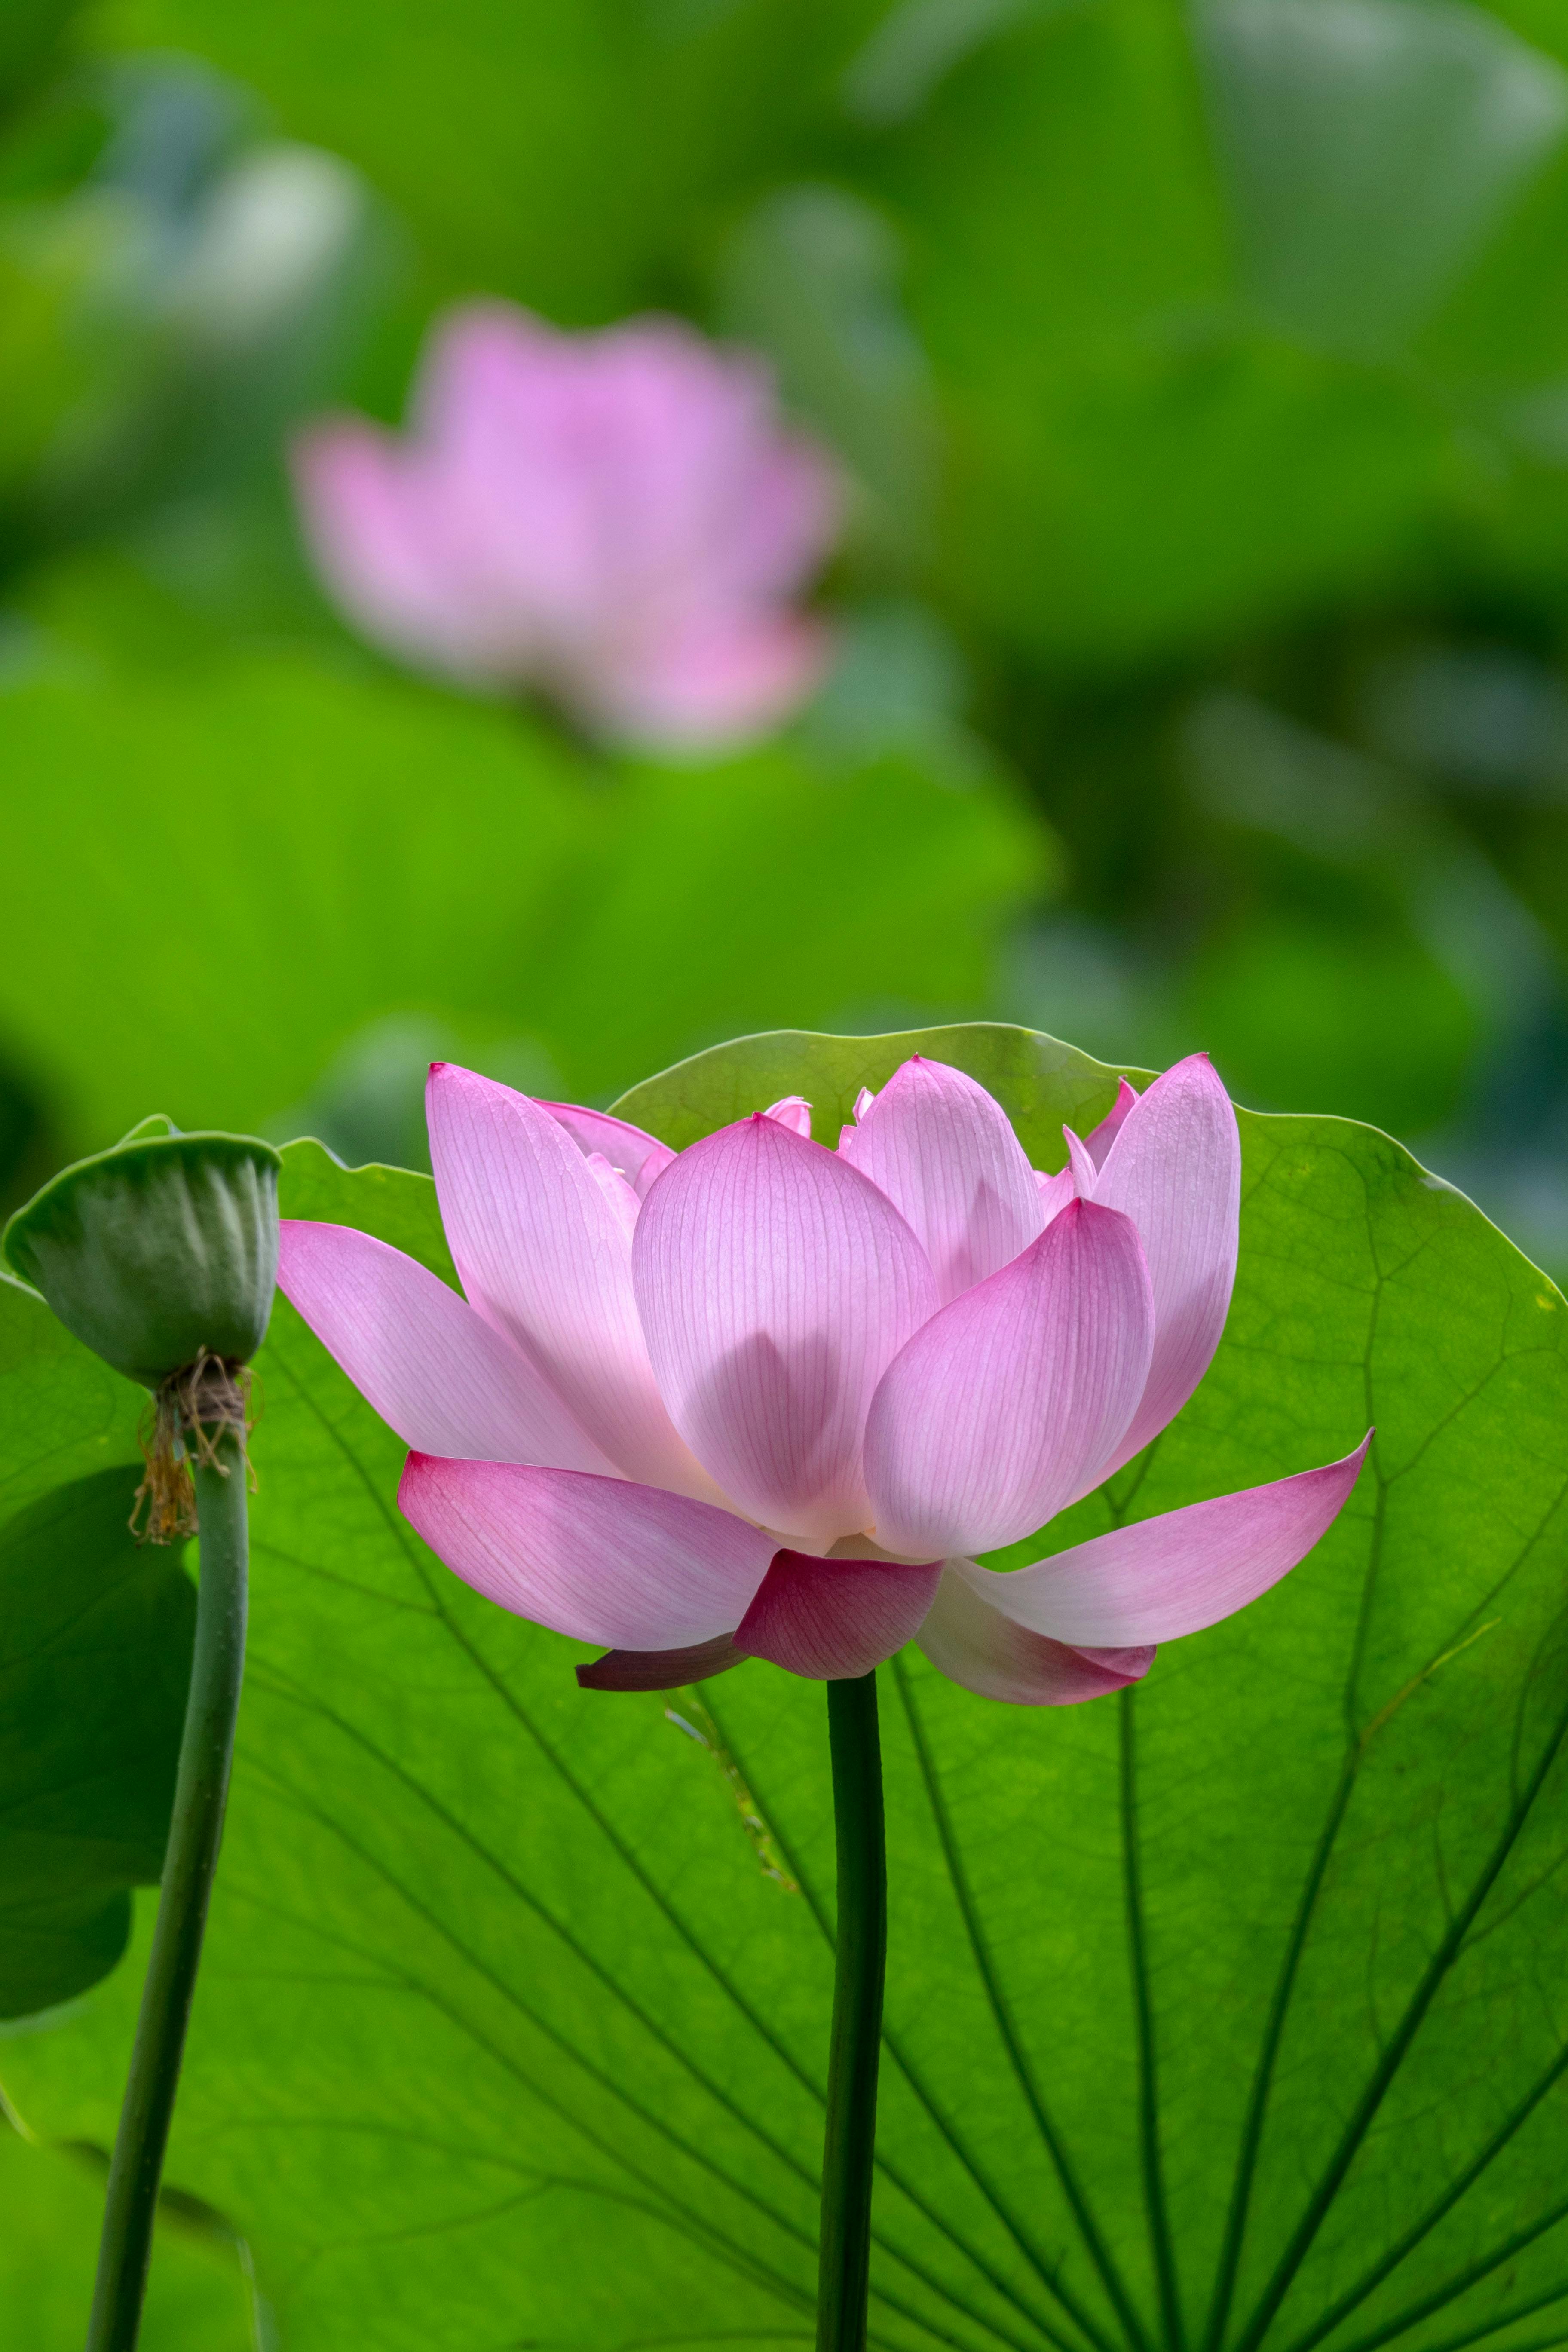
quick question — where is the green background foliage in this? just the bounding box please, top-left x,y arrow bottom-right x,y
6,0 -> 1568,1252
7,0 -> 1568,2337
2,1026 -> 1565,2352
0,639 -> 1039,1151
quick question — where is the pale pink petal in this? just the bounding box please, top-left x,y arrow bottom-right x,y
957,1436 -> 1371,1647
538,1101 -> 676,1200
582,612 -> 835,752
576,1635 -> 745,1691
276,1221 -> 611,1473
566,325 -> 837,608
413,304 -> 611,634
398,1456 -> 775,1647
854,1087 -> 876,1122
862,1199 -> 1155,1558
633,1114 -> 939,1544
426,1063 -> 721,1501
1063,1127 -> 1099,1195
291,421 -> 478,679
838,1057 -> 1044,1307
1085,1077 -> 1140,1170
1035,1165 -> 1076,1225
764,1096 -> 813,1139
733,1552 -> 941,1680
717,429 -> 842,603
585,1153 -> 641,1241
1089,1054 -> 1241,1477
415,300 -> 563,450
919,1568 -> 1154,1706
294,297 -> 842,741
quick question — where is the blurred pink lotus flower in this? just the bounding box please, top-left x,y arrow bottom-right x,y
277,1056 -> 1367,1704
291,300 -> 841,749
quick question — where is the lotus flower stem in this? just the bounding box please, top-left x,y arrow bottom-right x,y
817,1669 -> 888,2352
87,1425 -> 249,2352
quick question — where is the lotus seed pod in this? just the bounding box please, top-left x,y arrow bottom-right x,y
2,1125 -> 281,1390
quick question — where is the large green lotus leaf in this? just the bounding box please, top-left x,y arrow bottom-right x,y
0,2117 -> 253,2351
0,640 -> 1043,1157
0,1463 -> 194,2016
5,1026 -> 1568,2352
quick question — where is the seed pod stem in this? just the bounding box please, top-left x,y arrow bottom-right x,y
86,1412 -> 250,2352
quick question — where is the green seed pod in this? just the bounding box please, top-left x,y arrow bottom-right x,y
2,1124 -> 281,1390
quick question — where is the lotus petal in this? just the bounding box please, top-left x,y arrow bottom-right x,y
398,1456 -> 774,1647
838,1056 -> 1044,1305
958,1436 -> 1371,1646
863,1198 -> 1155,1557
634,1114 -> 938,1542
276,1220 -> 610,1472
919,1567 -> 1154,1705
733,1551 -> 941,1679
426,1063 -> 720,1501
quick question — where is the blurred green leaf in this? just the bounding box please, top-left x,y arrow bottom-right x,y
3,1028 -> 1566,2352
1199,0 -> 1568,358
0,623 -> 1044,1157
1183,911 -> 1478,1130
87,0 -> 886,321
718,182 -> 937,564
0,1464 -> 193,2017
839,0 -> 1049,127
851,0 -> 1466,657
0,1 -> 80,122
844,0 -> 1568,659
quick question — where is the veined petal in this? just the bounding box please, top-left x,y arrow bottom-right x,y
733,1552 -> 941,1680
539,1100 -> 676,1200
863,1198 -> 1155,1558
1085,1078 -> 1139,1170
427,1063 -> 719,1501
584,1153 -> 641,1241
838,1056 -> 1043,1306
398,1457 -> 775,1647
1063,1127 -> 1099,1195
276,1221 -> 611,1472
1090,1053 -> 1241,1476
919,1568 -> 1153,1706
957,1436 -> 1370,1647
764,1096 -> 813,1138
633,1114 -> 939,1543
1035,1165 -> 1076,1226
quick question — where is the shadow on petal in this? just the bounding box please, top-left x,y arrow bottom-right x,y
919,1565 -> 1154,1706
735,1550 -> 941,1680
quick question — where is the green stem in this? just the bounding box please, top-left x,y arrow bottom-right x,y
817,1671 -> 888,2352
87,1426 -> 249,2352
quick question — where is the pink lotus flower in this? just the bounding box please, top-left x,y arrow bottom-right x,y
291,300 -> 840,750
276,1056 -> 1366,1703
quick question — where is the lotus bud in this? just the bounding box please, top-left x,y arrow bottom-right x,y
3,1121 -> 282,1540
